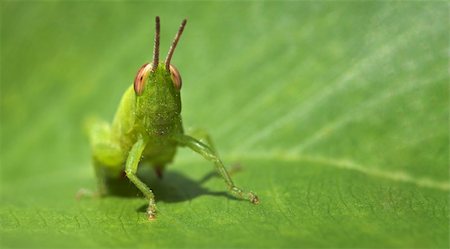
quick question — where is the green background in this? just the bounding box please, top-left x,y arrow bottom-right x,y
1,1 -> 448,248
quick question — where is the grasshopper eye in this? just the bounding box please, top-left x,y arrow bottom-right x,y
169,64 -> 182,90
134,63 -> 153,95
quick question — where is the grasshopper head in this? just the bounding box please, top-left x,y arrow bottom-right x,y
133,17 -> 186,128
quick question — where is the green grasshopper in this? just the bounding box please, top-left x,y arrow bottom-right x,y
87,17 -> 259,220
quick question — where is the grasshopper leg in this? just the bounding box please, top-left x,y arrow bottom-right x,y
173,134 -> 259,204
87,119 -> 126,196
187,128 -> 218,153
124,137 -> 157,220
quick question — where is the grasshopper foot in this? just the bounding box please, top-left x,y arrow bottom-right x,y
249,191 -> 260,205
230,187 -> 260,204
147,199 -> 157,220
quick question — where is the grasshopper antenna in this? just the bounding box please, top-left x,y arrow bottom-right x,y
165,19 -> 187,71
151,16 -> 160,72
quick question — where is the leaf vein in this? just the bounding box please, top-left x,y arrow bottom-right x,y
231,152 -> 450,191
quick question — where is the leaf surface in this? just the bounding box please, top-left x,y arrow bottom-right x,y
1,2 -> 448,248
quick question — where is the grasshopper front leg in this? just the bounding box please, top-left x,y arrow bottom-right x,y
124,137 -> 157,220
173,134 -> 259,204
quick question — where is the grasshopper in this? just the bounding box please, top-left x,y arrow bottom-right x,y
87,17 -> 259,220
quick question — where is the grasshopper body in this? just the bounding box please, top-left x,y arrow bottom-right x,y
87,17 -> 259,219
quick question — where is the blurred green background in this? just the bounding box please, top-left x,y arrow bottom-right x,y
1,1 -> 448,248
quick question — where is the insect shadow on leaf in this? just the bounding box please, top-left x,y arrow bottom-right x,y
134,164 -> 243,213
97,163 -> 243,213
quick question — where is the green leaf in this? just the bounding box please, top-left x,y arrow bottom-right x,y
1,2 -> 448,248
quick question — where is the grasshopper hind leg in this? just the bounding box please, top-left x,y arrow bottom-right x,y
86,118 -> 128,196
